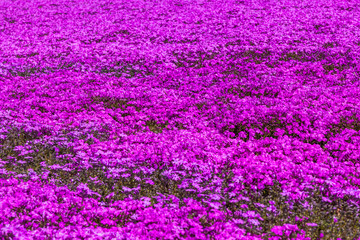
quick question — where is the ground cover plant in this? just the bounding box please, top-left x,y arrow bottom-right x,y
0,0 -> 360,239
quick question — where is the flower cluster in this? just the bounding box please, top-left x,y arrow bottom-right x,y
0,0 -> 360,239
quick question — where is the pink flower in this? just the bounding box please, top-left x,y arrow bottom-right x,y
145,179 -> 154,185
271,226 -> 283,236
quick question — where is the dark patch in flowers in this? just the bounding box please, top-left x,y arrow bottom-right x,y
145,120 -> 169,134
91,96 -> 142,112
323,42 -> 335,48
329,114 -> 360,135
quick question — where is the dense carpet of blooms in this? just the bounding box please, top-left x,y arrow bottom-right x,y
1,0 -> 360,239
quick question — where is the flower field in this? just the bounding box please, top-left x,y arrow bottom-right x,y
1,0 -> 360,239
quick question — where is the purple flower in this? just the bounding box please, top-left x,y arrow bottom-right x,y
271,226 -> 283,236
283,224 -> 299,231
306,223 -> 318,227
255,203 -> 266,208
267,205 -> 277,213
302,201 -> 310,209
100,218 -> 116,226
122,186 -> 132,192
232,218 -> 245,225
145,179 -> 154,185
248,218 -> 260,226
